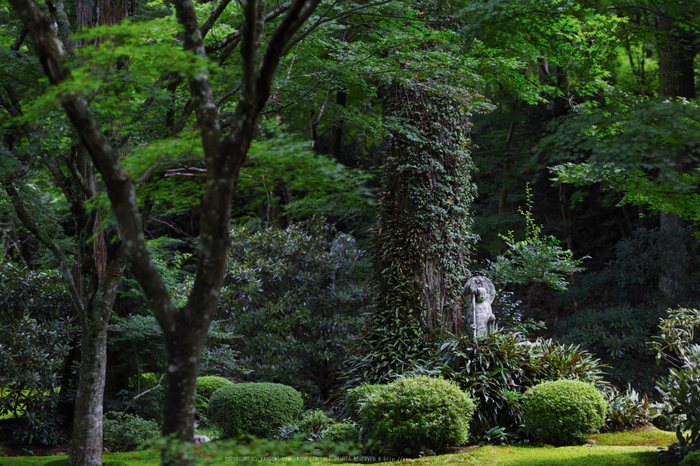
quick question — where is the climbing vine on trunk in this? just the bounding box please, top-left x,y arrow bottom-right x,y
345,84 -> 478,387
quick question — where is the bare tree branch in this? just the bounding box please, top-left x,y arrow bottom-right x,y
123,374 -> 166,413
151,217 -> 195,238
133,157 -> 203,184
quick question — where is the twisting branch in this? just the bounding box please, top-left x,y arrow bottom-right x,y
171,0 -> 222,166
238,0 -> 266,108
215,85 -> 240,107
280,0 -> 394,57
207,1 -> 292,55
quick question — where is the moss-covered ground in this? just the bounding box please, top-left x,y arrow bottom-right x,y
0,426 -> 678,466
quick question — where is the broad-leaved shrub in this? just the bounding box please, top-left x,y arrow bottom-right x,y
217,220 -> 369,401
0,266 -> 74,446
602,385 -> 659,431
440,333 -> 608,436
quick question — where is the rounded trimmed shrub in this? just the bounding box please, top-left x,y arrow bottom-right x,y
522,379 -> 607,445
324,422 -> 360,443
357,376 -> 475,457
207,382 -> 303,438
195,376 -> 232,418
346,383 -> 384,419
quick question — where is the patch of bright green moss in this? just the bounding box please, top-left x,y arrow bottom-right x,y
0,451 -> 158,466
360,444 -> 675,466
588,425 -> 677,447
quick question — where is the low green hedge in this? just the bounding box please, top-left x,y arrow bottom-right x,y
208,382 -> 302,438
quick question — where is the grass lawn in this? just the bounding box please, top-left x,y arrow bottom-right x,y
0,427 -> 678,466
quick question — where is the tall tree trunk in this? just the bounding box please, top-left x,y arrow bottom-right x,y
63,2 -> 133,462
69,291 -> 119,466
373,84 -> 477,334
68,221 -> 126,466
161,324 -> 207,448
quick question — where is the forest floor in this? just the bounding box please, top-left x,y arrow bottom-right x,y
0,426 -> 679,466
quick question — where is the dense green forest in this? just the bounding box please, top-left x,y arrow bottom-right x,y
2,0 -> 700,465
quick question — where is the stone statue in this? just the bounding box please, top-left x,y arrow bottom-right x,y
464,276 -> 496,337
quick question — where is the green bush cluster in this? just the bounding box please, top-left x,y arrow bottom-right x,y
345,384 -> 383,419
103,412 -> 161,452
195,376 -> 232,418
208,382 -> 302,438
440,333 -> 607,436
522,379 -> 607,445
324,422 -> 360,443
681,450 -> 700,466
298,409 -> 333,439
357,376 -> 475,457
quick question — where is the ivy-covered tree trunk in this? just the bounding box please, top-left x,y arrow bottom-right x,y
346,83 -> 477,386
375,84 -> 477,334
